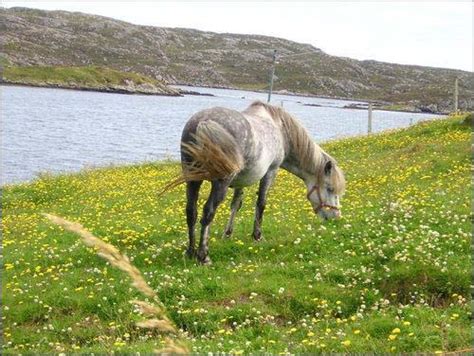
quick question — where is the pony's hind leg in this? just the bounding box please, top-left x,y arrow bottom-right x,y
198,180 -> 229,264
185,180 -> 203,258
223,188 -> 244,238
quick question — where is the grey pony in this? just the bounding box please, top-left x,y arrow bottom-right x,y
180,101 -> 345,264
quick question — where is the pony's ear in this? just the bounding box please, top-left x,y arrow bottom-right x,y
324,160 -> 333,175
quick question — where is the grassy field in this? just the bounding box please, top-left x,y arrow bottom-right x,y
3,65 -> 177,94
2,114 -> 472,354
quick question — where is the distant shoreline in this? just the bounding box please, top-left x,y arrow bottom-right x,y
1,81 -> 221,98
174,84 -> 445,114
2,82 -> 444,115
0,80 -> 182,97
174,82 -> 375,104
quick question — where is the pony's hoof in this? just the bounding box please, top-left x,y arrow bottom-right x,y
196,250 -> 212,265
198,256 -> 212,265
223,228 -> 233,238
185,248 -> 195,259
253,231 -> 263,242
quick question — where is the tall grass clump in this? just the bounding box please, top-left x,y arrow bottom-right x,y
43,213 -> 188,354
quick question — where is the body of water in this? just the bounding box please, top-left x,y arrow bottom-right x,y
2,85 -> 442,184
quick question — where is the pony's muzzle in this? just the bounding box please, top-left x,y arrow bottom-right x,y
318,207 -> 341,220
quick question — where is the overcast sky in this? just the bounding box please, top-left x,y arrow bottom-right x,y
3,1 -> 473,71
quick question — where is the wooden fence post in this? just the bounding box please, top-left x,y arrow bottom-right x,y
368,103 -> 373,134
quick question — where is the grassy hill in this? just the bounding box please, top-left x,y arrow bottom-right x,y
2,65 -> 180,95
2,7 -> 473,112
2,114 -> 472,354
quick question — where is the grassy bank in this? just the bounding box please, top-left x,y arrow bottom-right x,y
2,65 -> 179,95
2,114 -> 472,354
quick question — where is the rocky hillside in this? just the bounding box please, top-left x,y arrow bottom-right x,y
1,7 -> 473,112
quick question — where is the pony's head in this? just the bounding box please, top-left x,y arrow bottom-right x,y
306,159 -> 345,220
248,101 -> 346,220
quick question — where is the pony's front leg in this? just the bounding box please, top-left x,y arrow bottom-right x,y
223,188 -> 244,238
185,180 -> 203,258
253,169 -> 277,241
198,180 -> 229,264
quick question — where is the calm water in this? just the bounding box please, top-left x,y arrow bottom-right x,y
2,85 -> 441,184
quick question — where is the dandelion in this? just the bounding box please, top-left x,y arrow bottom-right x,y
5,263 -> 14,270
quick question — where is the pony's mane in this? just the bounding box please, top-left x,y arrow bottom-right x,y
244,101 -> 323,172
245,101 -> 345,193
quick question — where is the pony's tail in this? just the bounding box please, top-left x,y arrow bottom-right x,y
158,121 -> 244,196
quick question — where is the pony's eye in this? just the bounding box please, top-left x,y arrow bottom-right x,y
327,187 -> 335,194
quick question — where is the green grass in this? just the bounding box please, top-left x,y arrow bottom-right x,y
3,65 -> 172,92
2,114 -> 472,354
